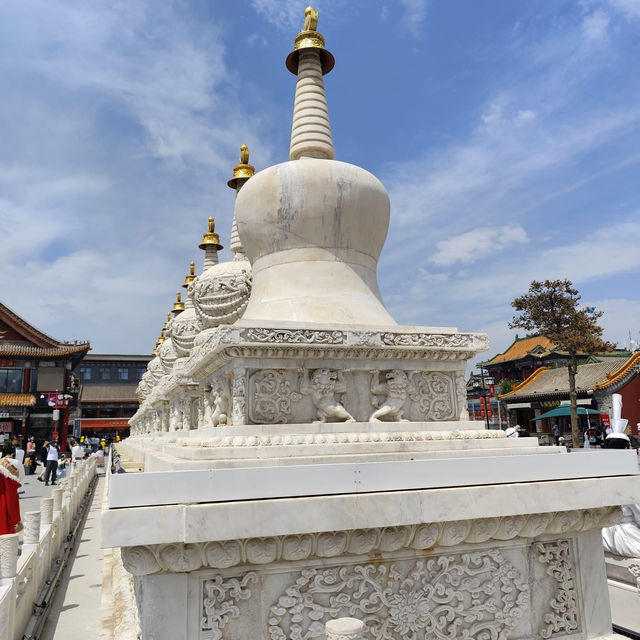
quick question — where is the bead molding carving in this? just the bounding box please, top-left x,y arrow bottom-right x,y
268,552 -> 528,640
201,572 -> 258,640
535,539 -> 580,638
131,428 -> 507,447
120,507 -> 618,576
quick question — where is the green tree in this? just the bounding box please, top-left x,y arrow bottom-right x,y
509,279 -> 613,447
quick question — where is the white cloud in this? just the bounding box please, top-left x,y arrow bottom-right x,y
430,226 -> 528,267
603,0 -> 640,20
517,109 -> 536,122
581,10 -> 610,43
397,0 -> 428,40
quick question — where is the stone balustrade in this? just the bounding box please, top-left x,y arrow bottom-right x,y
0,457 -> 96,640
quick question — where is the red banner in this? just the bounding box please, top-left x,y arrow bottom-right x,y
600,414 -> 610,428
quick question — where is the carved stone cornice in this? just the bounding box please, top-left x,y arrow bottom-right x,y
184,325 -> 489,380
120,506 -> 620,576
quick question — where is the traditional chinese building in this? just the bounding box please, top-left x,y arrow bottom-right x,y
0,300 -> 90,449
75,353 -> 151,438
499,352 -> 640,441
481,334 -> 630,383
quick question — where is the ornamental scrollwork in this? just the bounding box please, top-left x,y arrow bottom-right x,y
413,372 -> 456,420
268,552 -> 528,640
243,328 -> 346,344
201,572 -> 258,640
534,539 -> 580,638
249,369 -> 302,424
382,333 -> 472,348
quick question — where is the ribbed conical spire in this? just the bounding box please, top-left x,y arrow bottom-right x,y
287,8 -> 335,160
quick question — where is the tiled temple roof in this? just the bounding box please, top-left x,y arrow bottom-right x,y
484,335 -> 560,365
500,357 -> 631,400
0,300 -> 90,361
0,393 -> 37,407
0,342 -> 90,358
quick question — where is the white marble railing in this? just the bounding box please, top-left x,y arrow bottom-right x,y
0,457 -> 96,640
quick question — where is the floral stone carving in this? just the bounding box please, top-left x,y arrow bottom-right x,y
534,539 -> 580,638
249,369 -> 302,424
268,551 -> 528,640
242,328 -> 346,344
201,572 -> 258,640
413,371 -> 456,421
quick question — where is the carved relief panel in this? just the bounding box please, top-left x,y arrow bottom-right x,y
195,544 -> 553,640
244,368 -> 460,424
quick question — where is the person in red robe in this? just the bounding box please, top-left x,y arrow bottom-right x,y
0,455 -> 23,535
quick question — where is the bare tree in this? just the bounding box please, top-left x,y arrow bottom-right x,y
509,279 -> 613,447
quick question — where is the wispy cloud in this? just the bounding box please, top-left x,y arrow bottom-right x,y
430,226 -> 528,267
397,0 -> 428,40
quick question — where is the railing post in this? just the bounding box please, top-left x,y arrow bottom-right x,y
325,617 -> 365,640
0,533 -> 19,580
23,512 -> 41,546
41,498 -> 54,527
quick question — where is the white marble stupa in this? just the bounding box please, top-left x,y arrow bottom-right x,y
103,8 -> 640,640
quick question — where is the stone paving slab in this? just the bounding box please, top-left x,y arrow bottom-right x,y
39,476 -> 105,640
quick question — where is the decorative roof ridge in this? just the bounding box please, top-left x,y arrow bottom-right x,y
0,393 -> 37,407
0,300 -> 90,349
591,352 -> 640,391
0,343 -> 91,357
481,334 -> 554,365
499,366 -> 548,399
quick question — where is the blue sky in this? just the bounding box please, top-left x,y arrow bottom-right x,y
1,0 -> 639,362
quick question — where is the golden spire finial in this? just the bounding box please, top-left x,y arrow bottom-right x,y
228,144 -> 255,189
286,5 -> 334,75
199,216 -> 223,250
240,144 -> 249,164
172,291 -> 185,314
182,260 -> 196,288
166,311 -> 171,323
304,6 -> 318,31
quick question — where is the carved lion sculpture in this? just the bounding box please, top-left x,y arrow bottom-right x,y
369,369 -> 417,422
300,368 -> 355,423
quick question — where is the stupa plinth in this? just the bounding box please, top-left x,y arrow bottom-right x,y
103,9 -> 640,640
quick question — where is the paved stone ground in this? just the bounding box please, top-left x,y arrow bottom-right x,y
34,475 -> 105,640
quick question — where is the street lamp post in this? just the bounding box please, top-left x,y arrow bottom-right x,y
40,391 -> 73,451
479,366 -> 490,430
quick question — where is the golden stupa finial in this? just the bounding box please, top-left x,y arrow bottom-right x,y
172,291 -> 185,314
304,6 -> 318,31
183,260 -> 196,288
286,6 -> 334,75
228,144 -> 255,189
199,216 -> 223,250
156,327 -> 166,347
